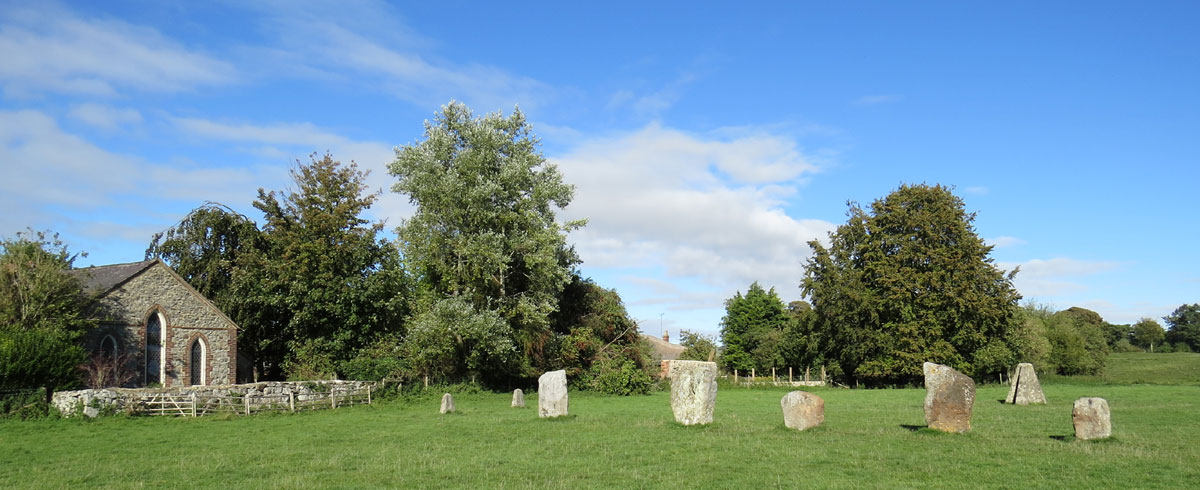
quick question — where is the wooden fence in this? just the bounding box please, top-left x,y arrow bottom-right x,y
134,386 -> 373,417
730,367 -> 827,387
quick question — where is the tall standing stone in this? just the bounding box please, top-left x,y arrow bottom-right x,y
668,360 -> 718,425
780,391 -> 824,431
1073,397 -> 1112,440
440,393 -> 455,414
1005,363 -> 1047,405
512,389 -> 525,408
538,370 -> 568,418
923,362 -> 975,433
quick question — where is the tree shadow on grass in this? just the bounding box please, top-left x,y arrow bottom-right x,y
539,414 -> 576,422
899,424 -> 926,432
1050,434 -> 1118,443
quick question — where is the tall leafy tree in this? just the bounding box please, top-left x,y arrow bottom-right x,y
0,231 -> 91,390
1164,303 -> 1200,352
801,184 -> 1022,385
1132,317 -> 1165,352
390,102 -> 583,380
549,275 -> 652,392
720,282 -> 788,373
246,153 -> 408,379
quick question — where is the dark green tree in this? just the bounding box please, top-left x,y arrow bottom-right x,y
390,102 -> 583,382
1043,307 -> 1109,375
1132,317 -> 1165,352
801,184 -> 1022,385
1164,303 -> 1200,352
549,275 -> 652,393
719,282 -> 788,373
241,153 -> 409,379
0,231 -> 91,390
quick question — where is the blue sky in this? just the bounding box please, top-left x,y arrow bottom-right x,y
3,1 -> 1198,340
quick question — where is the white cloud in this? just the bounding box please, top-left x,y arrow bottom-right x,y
552,124 -> 834,314
67,103 -> 142,130
168,116 -> 412,225
986,235 -> 1026,248
998,257 -> 1121,297
0,4 -> 235,97
0,110 -> 279,245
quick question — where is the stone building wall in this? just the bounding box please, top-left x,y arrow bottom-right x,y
89,263 -> 237,387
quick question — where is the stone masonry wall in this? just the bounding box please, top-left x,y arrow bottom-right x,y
92,263 -> 237,387
52,380 -> 374,417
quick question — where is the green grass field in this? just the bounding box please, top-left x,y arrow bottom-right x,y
3,359 -> 1199,488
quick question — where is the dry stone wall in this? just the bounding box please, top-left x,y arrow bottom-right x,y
52,380 -> 372,417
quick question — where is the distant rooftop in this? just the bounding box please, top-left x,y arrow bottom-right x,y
642,333 -> 685,361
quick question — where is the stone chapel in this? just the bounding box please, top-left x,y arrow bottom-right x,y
70,260 -> 238,387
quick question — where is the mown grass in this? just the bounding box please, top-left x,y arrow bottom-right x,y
2,377 -> 1198,489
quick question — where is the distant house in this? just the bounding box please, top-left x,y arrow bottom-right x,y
70,260 -> 238,387
642,330 -> 685,378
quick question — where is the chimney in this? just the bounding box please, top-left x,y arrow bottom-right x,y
662,329 -> 669,343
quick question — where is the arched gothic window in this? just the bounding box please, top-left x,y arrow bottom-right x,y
189,339 -> 206,386
146,312 -> 163,385
100,335 -> 117,361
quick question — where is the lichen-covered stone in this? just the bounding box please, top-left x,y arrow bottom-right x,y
512,389 -> 525,408
440,393 -> 455,414
1073,397 -> 1111,440
923,362 -> 975,433
781,391 -> 824,431
1005,363 -> 1047,405
668,360 -> 718,425
538,370 -> 568,418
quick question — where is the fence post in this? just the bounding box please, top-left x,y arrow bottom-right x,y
733,369 -> 738,384
331,391 -> 337,409
367,385 -> 372,405
821,365 -> 826,382
772,367 -> 776,383
789,367 -> 793,383
424,375 -> 429,389
289,392 -> 295,412
190,392 -> 197,417
751,368 -> 755,382
245,395 -> 250,415
805,366 -> 810,382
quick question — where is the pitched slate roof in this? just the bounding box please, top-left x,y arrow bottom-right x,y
68,260 -> 158,296
642,333 -> 685,361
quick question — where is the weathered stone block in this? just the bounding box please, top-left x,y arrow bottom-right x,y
781,391 -> 824,431
440,393 -> 454,414
923,362 -> 975,433
512,389 -> 525,408
668,360 -> 718,425
538,370 -> 568,418
1005,362 -> 1046,405
1073,397 -> 1111,440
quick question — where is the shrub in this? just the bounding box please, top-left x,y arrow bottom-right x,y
587,358 -> 653,395
1111,339 -> 1143,353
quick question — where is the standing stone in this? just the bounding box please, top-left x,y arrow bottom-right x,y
923,362 -> 975,433
538,370 -> 568,418
440,393 -> 455,414
1073,397 -> 1112,440
512,389 -> 525,408
1005,363 -> 1047,405
668,360 -> 718,425
780,391 -> 824,431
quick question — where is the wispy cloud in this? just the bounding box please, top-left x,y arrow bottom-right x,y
0,4 -> 235,98
243,3 -> 552,112
998,257 -> 1121,297
67,103 -> 142,130
986,236 -> 1026,248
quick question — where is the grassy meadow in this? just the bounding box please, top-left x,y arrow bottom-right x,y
2,357 -> 1198,488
